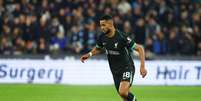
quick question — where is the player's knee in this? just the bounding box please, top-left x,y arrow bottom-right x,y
119,81 -> 130,98
119,89 -> 128,98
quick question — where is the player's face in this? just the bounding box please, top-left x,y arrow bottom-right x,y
100,20 -> 111,34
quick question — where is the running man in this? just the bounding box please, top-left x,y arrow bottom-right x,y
80,15 -> 147,101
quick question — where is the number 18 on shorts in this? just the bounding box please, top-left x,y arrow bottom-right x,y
122,71 -> 133,84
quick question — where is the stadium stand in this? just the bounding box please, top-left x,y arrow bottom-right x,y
0,0 -> 200,58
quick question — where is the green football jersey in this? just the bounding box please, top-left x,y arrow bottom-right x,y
96,30 -> 136,73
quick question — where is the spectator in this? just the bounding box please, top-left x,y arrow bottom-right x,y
153,31 -> 168,55
133,18 -> 146,45
69,25 -> 83,54
193,25 -> 201,54
178,26 -> 196,55
197,42 -> 201,56
69,26 -> 83,53
85,19 -> 97,50
168,28 -> 179,54
0,36 -> 12,55
13,37 -> 25,55
145,13 -> 161,38
123,20 -> 132,34
48,16 -> 67,54
145,36 -> 154,59
117,0 -> 131,14
37,37 -> 49,54
79,18 -> 97,53
0,0 -> 200,56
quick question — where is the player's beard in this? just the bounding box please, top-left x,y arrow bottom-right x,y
103,29 -> 111,35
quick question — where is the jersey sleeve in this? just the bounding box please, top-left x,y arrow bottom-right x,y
122,33 -> 137,49
96,35 -> 103,49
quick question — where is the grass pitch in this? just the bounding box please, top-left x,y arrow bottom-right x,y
0,84 -> 200,101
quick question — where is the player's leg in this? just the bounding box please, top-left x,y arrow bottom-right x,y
119,81 -> 136,101
119,81 -> 130,101
113,79 -> 136,101
112,69 -> 136,101
119,70 -> 136,101
112,73 -> 126,100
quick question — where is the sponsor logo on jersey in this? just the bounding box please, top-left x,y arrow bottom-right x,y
107,50 -> 120,55
127,37 -> 132,43
114,42 -> 118,48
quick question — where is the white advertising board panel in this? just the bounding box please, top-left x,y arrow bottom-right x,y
0,58 -> 200,85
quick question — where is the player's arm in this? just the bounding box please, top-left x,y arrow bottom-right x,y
123,32 -> 147,78
80,47 -> 102,63
134,44 -> 147,78
81,34 -> 104,63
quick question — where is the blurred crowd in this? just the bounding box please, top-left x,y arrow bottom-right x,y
0,0 -> 201,56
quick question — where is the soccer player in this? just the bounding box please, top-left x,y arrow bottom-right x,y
80,15 -> 147,101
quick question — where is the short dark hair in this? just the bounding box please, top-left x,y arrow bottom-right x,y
100,15 -> 113,20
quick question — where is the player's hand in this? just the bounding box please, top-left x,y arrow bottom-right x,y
140,66 -> 147,78
80,54 -> 90,63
